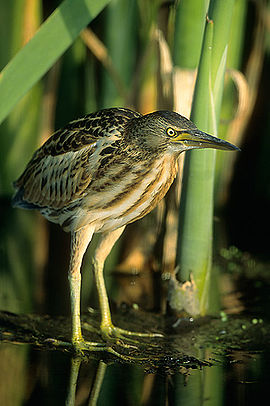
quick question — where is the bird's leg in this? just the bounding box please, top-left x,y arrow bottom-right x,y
68,225 -> 105,351
92,227 -> 125,340
51,225 -> 154,359
92,227 -> 163,343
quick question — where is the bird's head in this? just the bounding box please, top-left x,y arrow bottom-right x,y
127,110 -> 239,154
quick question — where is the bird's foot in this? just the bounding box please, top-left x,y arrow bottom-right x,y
45,337 -> 137,361
73,337 -> 152,361
100,323 -> 163,345
72,338 -> 106,353
44,337 -> 104,352
72,338 -> 132,360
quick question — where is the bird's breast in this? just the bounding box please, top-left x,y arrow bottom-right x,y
77,154 -> 178,232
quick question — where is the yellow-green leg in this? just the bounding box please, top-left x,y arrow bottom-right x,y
67,225 -> 148,360
68,225 -> 105,351
92,227 -> 163,341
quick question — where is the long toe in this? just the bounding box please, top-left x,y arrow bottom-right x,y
100,324 -> 163,344
73,338 -> 143,361
72,338 -> 106,355
43,337 -> 105,353
45,336 -> 149,361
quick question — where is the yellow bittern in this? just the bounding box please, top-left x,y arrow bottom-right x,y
12,108 -> 238,353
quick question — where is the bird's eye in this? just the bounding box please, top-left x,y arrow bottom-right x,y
166,128 -> 176,137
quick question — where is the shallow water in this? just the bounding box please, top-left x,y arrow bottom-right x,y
1,341 -> 269,405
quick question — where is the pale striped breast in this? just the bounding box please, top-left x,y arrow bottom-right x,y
68,154 -> 178,232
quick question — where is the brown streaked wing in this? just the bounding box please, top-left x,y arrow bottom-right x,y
16,144 -> 96,209
13,108 -> 141,210
40,108 -> 142,157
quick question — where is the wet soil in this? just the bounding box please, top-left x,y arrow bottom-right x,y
0,304 -> 269,374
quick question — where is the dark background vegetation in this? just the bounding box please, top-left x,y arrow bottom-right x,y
0,0 -> 270,404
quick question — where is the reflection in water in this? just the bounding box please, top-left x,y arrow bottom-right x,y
88,361 -> 107,406
66,358 -> 109,406
0,341 -> 269,405
66,358 -> 81,406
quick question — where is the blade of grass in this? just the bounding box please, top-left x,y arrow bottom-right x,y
81,28 -> 127,101
0,0 -> 111,125
176,0 -> 235,315
173,0 -> 209,69
0,1 -> 43,195
176,18 -> 215,315
215,0 -> 248,205
100,0 -> 138,107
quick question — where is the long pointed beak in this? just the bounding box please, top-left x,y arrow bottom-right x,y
174,130 -> 240,151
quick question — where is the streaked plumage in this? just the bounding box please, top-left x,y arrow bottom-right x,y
12,107 -> 239,354
13,109 -> 141,226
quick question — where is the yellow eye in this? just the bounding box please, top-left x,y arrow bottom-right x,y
166,127 -> 176,137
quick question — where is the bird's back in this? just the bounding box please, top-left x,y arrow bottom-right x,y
12,108 -> 141,212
